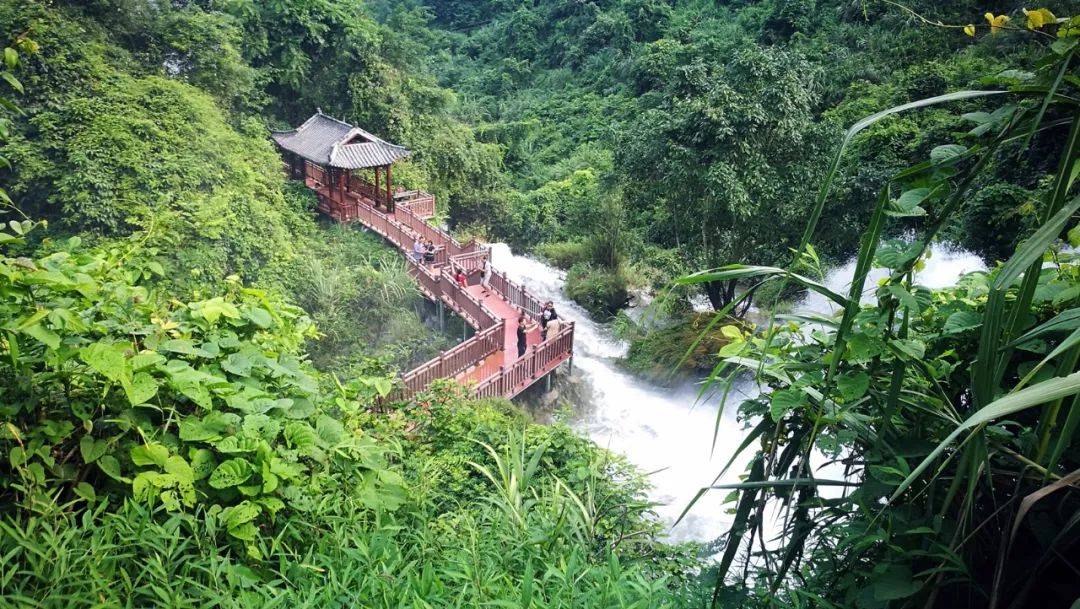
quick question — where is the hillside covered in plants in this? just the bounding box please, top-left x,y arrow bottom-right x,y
1,1 -> 1079,608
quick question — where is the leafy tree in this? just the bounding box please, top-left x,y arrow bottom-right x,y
619,44 -> 828,311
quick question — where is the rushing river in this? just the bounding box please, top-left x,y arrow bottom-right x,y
488,243 -> 986,542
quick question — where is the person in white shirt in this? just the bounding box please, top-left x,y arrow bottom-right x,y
480,259 -> 492,295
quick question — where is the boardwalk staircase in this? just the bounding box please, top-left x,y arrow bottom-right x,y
299,161 -> 574,401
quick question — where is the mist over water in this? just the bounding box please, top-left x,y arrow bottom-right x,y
488,242 -> 985,543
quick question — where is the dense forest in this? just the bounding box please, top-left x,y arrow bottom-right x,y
1,1 -> 1078,608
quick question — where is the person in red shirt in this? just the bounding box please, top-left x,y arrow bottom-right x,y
455,269 -> 468,287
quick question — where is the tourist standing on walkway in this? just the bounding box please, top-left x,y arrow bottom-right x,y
516,313 -> 537,358
480,259 -> 492,296
455,269 -> 468,288
545,318 -> 561,341
540,301 -> 559,340
411,238 -> 425,263
423,239 -> 436,264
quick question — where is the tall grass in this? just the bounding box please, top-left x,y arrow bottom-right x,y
0,428 -> 700,608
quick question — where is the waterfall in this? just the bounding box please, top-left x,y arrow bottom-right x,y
487,242 -> 985,542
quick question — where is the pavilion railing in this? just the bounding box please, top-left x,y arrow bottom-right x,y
347,174 -> 392,207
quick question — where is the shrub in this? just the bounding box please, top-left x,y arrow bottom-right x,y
624,313 -> 741,384
0,227 -> 402,558
565,262 -> 630,318
537,239 -> 591,269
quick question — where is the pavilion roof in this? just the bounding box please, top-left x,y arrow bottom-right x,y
271,111 -> 409,169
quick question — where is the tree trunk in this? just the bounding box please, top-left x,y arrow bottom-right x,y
702,280 -> 753,319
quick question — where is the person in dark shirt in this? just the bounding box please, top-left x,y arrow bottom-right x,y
516,313 -> 537,358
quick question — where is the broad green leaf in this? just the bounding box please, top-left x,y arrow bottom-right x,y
221,500 -> 261,528
80,342 -> 129,382
244,307 -> 273,328
837,372 -> 870,401
22,323 -> 60,349
97,455 -> 127,482
159,489 -> 181,511
872,564 -> 920,601
891,339 -> 926,361
160,339 -> 197,355
189,448 -> 215,480
191,297 -> 241,324
770,389 -> 805,422
131,442 -> 169,467
132,472 -> 158,500
170,377 -> 213,410
370,377 -> 393,397
316,415 -> 344,445
123,372 -> 158,406
73,482 -> 96,503
221,353 -> 253,376
284,421 -> 318,450
257,496 -> 285,515
930,144 -> 967,164
209,458 -> 253,489
79,436 -> 108,464
943,310 -> 982,334
163,455 -> 194,485
228,522 -> 259,542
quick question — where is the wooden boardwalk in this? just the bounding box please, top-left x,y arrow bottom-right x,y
296,161 -> 573,401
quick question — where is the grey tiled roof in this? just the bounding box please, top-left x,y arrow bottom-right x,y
271,111 -> 409,169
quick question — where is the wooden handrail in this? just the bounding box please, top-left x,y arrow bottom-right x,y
474,322 -> 574,398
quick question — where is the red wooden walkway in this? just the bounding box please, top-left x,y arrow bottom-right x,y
296,161 -> 573,400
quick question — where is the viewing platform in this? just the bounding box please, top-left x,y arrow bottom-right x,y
272,111 -> 573,401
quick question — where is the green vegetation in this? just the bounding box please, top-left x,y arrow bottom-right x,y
621,314 -> 740,384
420,0 -> 1062,315
0,1 -> 696,606
683,16 -> 1080,608
2,0 -> 1080,607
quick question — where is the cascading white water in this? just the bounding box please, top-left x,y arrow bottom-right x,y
801,244 -> 987,314
488,242 -> 986,543
490,244 -> 758,542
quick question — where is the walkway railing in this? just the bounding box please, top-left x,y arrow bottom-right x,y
294,161 -> 572,401
474,323 -> 575,399
490,270 -> 543,317
400,321 -> 504,396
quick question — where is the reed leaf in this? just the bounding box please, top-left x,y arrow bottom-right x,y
890,371 -> 1080,503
